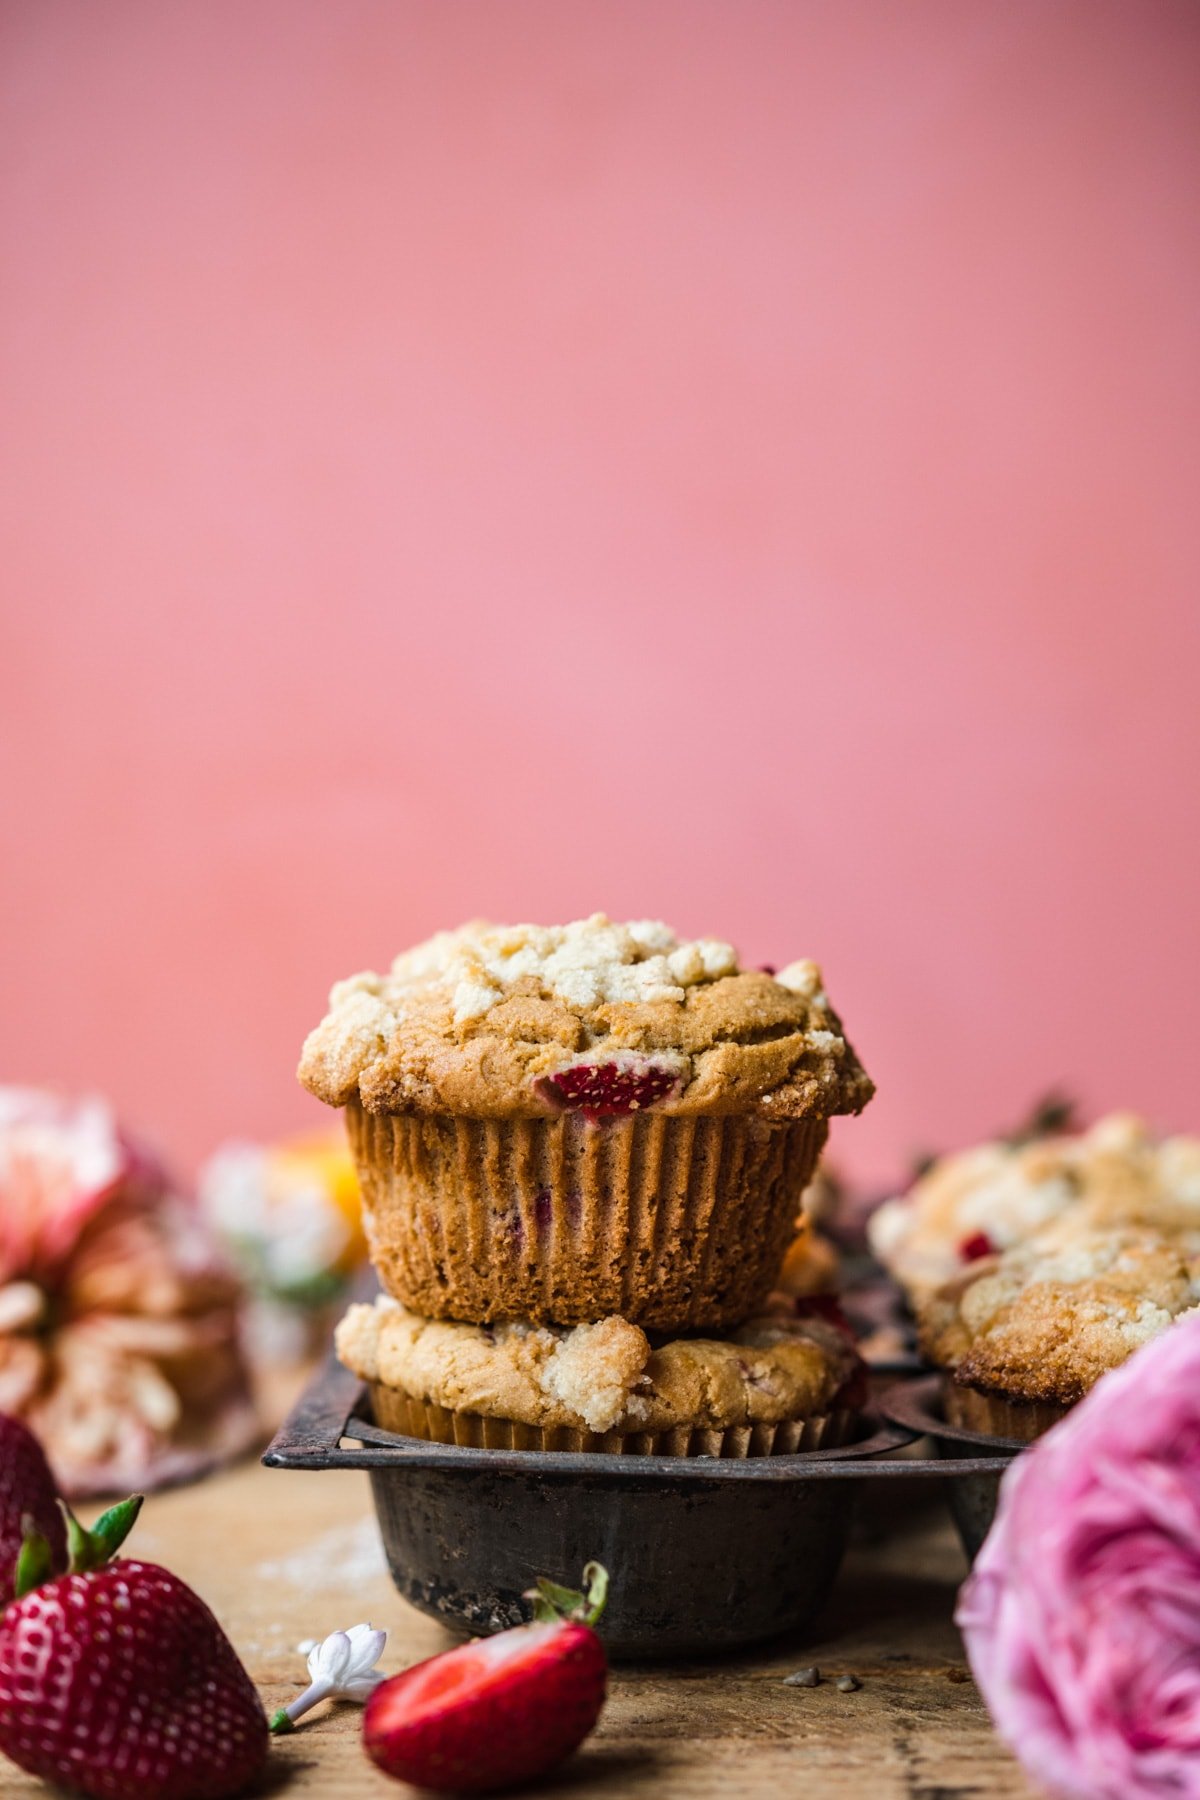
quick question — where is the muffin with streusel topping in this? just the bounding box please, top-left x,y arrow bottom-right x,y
919,1219 -> 1200,1441
869,1112 -> 1200,1308
336,1293 -> 864,1456
299,916 -> 872,1331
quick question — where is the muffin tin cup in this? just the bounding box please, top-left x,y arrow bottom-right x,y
878,1375 -> 1027,1563
265,1357 -> 1007,1658
369,1382 -> 857,1458
347,1101 -> 827,1330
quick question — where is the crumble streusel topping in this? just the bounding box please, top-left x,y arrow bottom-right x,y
919,1219 -> 1200,1405
299,914 -> 873,1121
869,1113 -> 1200,1303
392,917 -> 741,1021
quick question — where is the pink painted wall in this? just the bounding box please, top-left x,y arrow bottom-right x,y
2,1 -> 1198,1185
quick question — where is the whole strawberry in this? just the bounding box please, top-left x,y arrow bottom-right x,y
364,1562 -> 608,1793
0,1496 -> 268,1800
0,1413 -> 67,1607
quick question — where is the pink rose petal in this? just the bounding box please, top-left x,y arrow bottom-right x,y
958,1314 -> 1200,1799
0,1088 -> 134,1283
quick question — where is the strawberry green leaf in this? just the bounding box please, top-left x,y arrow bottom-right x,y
580,1561 -> 608,1625
526,1561 -> 609,1627
14,1521 -> 54,1600
1002,1091 -> 1077,1147
60,1495 -> 144,1575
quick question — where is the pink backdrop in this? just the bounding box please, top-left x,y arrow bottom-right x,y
2,1 -> 1198,1186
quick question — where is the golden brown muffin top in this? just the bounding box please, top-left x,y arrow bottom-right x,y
869,1112 -> 1200,1305
299,915 -> 873,1121
336,1295 -> 862,1435
919,1219 -> 1200,1406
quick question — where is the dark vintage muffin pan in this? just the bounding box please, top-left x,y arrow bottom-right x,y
878,1373 -> 1026,1561
264,1354 -> 1018,1658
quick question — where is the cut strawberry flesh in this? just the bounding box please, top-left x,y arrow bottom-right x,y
538,1061 -> 677,1120
401,1644 -> 484,1711
374,1624 -> 559,1728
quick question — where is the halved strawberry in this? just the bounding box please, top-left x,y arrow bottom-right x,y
363,1563 -> 608,1793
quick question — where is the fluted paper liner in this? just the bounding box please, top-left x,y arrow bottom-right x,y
346,1102 -> 828,1330
943,1378 -> 1070,1443
370,1382 -> 856,1459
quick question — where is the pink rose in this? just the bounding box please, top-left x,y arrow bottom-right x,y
0,1087 -> 129,1284
0,1085 -> 258,1496
957,1313 -> 1200,1799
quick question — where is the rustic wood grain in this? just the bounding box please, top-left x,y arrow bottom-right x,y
1,1454 -> 1041,1799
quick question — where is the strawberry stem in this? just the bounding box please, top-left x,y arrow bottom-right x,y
59,1495 -> 144,1575
525,1561 -> 609,1628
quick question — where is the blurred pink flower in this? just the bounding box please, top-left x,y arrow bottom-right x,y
0,1088 -> 128,1284
957,1313 -> 1200,1799
0,1087 -> 258,1497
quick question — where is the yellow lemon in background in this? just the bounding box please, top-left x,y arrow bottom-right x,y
267,1133 -> 366,1275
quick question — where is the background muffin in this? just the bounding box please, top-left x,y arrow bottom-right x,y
868,1111 -> 1200,1306
337,1294 -> 863,1457
300,916 -> 872,1329
919,1219 -> 1200,1441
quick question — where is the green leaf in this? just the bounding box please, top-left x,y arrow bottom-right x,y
61,1494 -> 144,1574
580,1561 -> 609,1626
13,1523 -> 53,1600
88,1495 -> 144,1564
1003,1092 -> 1077,1148
525,1561 -> 609,1627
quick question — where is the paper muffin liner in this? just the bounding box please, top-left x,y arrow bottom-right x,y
942,1376 -> 1071,1443
346,1102 -> 827,1331
369,1382 -> 856,1458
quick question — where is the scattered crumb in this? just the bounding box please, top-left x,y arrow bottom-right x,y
835,1674 -> 862,1692
944,1666 -> 972,1684
784,1666 -> 820,1688
256,1518 -> 387,1590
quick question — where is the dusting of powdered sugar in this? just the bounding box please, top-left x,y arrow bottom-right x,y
256,1517 -> 388,1590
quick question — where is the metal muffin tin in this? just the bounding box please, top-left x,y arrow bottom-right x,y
879,1374 -> 1025,1562
264,1355 -> 1018,1658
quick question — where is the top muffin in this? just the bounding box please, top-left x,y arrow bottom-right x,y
299,915 -> 873,1122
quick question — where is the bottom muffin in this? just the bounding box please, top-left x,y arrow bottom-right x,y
336,1296 -> 864,1458
920,1221 -> 1200,1442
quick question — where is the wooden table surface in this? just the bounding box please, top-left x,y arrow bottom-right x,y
3,1433 -> 1040,1800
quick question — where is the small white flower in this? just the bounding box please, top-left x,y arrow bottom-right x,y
271,1623 -> 388,1732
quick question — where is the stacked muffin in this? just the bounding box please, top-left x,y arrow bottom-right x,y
300,915 -> 874,1456
869,1113 -> 1200,1440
